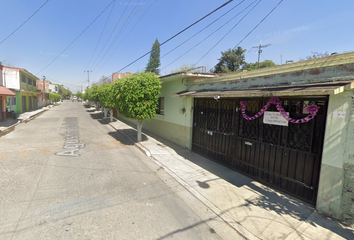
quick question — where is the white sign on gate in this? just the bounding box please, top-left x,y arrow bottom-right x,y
263,111 -> 289,127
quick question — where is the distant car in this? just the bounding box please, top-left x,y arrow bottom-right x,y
78,97 -> 82,102
73,96 -> 77,100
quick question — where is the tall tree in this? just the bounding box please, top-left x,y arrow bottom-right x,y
145,38 -> 161,75
213,47 -> 246,73
114,72 -> 161,142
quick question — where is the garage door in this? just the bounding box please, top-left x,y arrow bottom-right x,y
192,97 -> 328,204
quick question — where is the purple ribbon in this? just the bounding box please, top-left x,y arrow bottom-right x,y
240,97 -> 320,124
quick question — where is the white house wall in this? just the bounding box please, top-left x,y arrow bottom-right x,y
3,68 -> 20,89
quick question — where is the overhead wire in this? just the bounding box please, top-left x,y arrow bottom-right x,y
192,0 -> 262,68
161,0 -> 260,71
232,0 -> 284,50
92,0 -> 156,78
161,0 -> 246,59
88,0 -> 134,71
114,0 -> 234,74
85,0 -> 117,71
0,0 -> 50,45
36,0 -> 116,75
91,0 -> 143,75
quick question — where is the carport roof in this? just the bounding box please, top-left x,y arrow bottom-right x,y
173,80 -> 354,98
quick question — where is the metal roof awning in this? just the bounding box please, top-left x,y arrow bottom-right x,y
173,81 -> 354,98
0,86 -> 16,96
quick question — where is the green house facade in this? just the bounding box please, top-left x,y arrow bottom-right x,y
3,66 -> 38,114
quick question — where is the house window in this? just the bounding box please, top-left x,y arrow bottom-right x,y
33,80 -> 36,87
21,74 -> 26,83
12,97 -> 16,105
28,78 -> 32,85
156,97 -> 165,115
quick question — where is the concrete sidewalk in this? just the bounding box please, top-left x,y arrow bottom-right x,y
102,114 -> 354,240
0,105 -> 54,135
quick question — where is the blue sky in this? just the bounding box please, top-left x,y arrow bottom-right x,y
0,0 -> 353,93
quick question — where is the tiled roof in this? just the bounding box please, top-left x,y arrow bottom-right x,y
0,86 -> 15,96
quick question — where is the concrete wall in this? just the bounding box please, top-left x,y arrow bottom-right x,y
317,90 -> 354,224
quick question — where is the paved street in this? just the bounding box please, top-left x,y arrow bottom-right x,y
0,101 -> 234,240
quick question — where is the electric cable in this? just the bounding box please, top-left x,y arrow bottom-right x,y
114,0 -> 234,74
92,1 -> 155,78
88,0 -> 134,71
192,0 -> 262,68
233,0 -> 284,50
161,0 -> 245,59
85,0 -> 117,70
91,0 -> 142,74
0,0 -> 50,45
36,0 -> 116,75
161,0 -> 260,71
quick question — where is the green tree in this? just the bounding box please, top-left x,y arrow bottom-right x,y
55,84 -> 72,99
85,85 -> 100,109
114,72 -> 161,141
97,84 -> 115,122
213,47 -> 246,73
242,60 -> 276,70
49,93 -> 61,103
76,91 -> 83,99
145,38 -> 161,75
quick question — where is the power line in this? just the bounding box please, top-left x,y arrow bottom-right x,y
161,0 -> 260,71
36,0 -> 116,75
233,0 -> 284,50
92,1 -> 155,78
161,0 -> 246,59
67,0 -> 157,52
88,0 -> 134,71
192,0 -> 262,68
91,0 -> 143,74
85,0 -> 117,70
114,0 -> 234,74
0,0 -> 50,45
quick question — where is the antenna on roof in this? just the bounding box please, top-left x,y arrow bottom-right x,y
251,41 -> 272,68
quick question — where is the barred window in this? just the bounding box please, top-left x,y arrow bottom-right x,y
21,74 -> 26,83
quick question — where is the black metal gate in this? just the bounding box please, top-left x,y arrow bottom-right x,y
192,97 -> 328,204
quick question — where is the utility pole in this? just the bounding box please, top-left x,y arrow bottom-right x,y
84,70 -> 92,88
252,42 -> 271,68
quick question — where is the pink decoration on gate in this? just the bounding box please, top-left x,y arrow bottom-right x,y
240,97 -> 320,124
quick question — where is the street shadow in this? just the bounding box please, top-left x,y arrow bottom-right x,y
107,131 -> 135,146
118,128 -> 148,142
89,113 -> 110,125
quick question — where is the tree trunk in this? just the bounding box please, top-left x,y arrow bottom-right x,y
110,108 -> 113,122
137,120 -> 143,142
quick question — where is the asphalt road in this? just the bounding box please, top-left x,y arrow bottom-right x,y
0,101 -> 224,240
